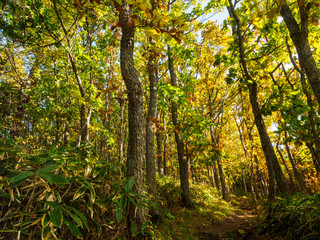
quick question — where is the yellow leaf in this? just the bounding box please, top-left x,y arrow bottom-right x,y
312,17 -> 319,26
139,2 -> 148,11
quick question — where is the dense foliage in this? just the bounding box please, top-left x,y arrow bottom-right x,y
1,0 -> 320,239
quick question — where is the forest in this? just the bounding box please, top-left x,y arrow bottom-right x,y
0,0 -> 320,239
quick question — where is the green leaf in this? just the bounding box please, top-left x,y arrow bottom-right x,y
127,195 -> 137,207
68,211 -> 83,228
9,171 -> 34,183
141,221 -> 148,234
41,214 -> 50,227
49,209 -> 63,227
37,172 -> 69,184
36,164 -> 60,174
65,219 -> 83,239
125,176 -> 135,192
116,207 -> 122,223
132,221 -> 137,236
68,207 -> 89,231
86,182 -> 96,203
120,194 -> 126,209
73,185 -> 88,201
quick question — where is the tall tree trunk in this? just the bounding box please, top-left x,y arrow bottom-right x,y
119,0 -> 147,231
168,46 -> 194,209
227,2 -> 290,198
280,3 -> 320,106
146,35 -> 157,198
286,40 -> 320,176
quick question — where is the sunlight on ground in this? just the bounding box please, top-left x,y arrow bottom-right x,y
153,178 -> 242,239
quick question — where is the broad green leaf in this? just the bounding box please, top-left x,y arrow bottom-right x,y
73,185 -> 87,201
127,195 -> 137,207
125,177 -> 135,192
86,182 -> 96,203
141,221 -> 148,234
68,207 -> 89,230
37,172 -> 69,184
116,207 -> 122,223
36,165 -> 60,174
41,214 -> 50,227
120,194 -> 126,209
65,219 -> 83,239
9,171 -> 34,183
49,209 -> 63,228
68,212 -> 83,228
132,222 -> 137,236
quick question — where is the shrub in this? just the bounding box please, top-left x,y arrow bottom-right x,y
0,140 -> 142,239
260,193 -> 320,239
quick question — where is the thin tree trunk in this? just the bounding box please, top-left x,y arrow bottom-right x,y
227,2 -> 290,198
168,46 -> 194,209
276,143 -> 297,191
212,160 -> 221,191
283,134 -> 306,192
242,170 -> 248,195
217,155 -> 229,201
146,35 -> 157,198
163,115 -> 168,176
156,121 -> 163,175
207,165 -> 215,188
254,155 -> 268,198
119,0 -> 147,232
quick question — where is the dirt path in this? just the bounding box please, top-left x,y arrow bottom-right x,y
197,199 -> 259,240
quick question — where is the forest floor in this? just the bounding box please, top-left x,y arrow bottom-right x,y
196,198 -> 261,240
154,181 -> 266,240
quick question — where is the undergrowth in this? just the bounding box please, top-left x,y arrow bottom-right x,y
0,140 -> 147,240
259,193 -> 320,240
153,177 -> 239,240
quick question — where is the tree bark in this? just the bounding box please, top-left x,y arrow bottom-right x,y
168,46 -> 194,209
146,35 -> 157,198
280,3 -> 320,106
119,0 -> 147,231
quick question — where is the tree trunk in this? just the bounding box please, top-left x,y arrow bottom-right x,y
242,170 -> 248,195
212,160 -> 221,191
146,35 -> 157,198
280,3 -> 320,106
207,165 -> 215,188
276,143 -> 297,191
156,123 -> 163,175
227,2 -> 291,198
119,0 -> 147,232
217,155 -> 229,201
283,134 -> 306,192
168,46 -> 194,209
254,155 -> 268,198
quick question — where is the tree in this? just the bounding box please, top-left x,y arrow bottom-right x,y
280,1 -> 320,107
119,0 -> 147,232
227,0 -> 291,199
